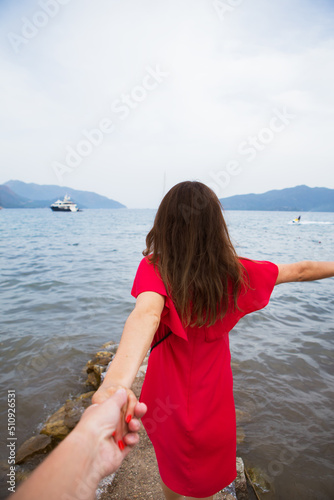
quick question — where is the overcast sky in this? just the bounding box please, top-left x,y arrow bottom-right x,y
1,0 -> 334,208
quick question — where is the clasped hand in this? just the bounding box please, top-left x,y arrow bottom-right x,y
10,389 -> 147,500
91,384 -> 144,454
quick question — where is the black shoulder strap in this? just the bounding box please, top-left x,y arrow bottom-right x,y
150,331 -> 172,353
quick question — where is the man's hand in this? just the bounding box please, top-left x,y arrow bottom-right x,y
92,384 -> 141,449
11,390 -> 147,500
76,388 -> 147,478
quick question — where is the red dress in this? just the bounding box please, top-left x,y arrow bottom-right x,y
131,257 -> 279,497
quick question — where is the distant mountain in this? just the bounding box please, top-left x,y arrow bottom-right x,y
1,180 -> 126,209
220,185 -> 334,212
0,185 -> 30,208
0,185 -> 51,208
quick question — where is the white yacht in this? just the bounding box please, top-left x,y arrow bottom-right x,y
50,195 -> 79,212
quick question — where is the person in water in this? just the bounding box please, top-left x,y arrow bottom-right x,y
91,181 -> 333,500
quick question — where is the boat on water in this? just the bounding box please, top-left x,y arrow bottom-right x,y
292,215 -> 301,223
50,195 -> 79,212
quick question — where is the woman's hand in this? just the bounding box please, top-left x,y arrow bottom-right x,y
80,389 -> 147,476
92,384 -> 140,450
75,389 -> 138,477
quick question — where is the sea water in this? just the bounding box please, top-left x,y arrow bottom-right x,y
0,209 -> 333,499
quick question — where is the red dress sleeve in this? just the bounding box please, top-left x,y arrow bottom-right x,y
203,259 -> 279,342
131,257 -> 188,341
238,258 -> 279,315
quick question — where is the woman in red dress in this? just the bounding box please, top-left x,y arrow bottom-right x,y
93,181 -> 334,500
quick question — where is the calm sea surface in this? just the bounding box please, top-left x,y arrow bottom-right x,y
0,208 -> 333,499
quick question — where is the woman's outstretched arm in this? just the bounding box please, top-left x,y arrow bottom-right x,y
92,291 -> 164,434
275,261 -> 334,285
102,291 -> 164,388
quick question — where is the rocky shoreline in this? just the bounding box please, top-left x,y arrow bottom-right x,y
12,342 -> 265,499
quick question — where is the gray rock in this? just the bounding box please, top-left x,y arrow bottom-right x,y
247,466 -> 271,495
96,473 -> 116,499
85,370 -> 100,389
40,391 -> 95,440
235,457 -> 248,500
85,351 -> 113,373
16,434 -> 52,465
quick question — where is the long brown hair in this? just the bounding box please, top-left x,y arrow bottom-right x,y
143,181 -> 247,327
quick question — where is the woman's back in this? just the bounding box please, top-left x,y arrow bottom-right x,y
143,181 -> 246,328
132,253 -> 278,497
